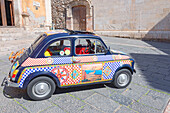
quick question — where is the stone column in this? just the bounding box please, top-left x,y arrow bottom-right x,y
45,0 -> 52,30
13,0 -> 22,27
22,12 -> 30,30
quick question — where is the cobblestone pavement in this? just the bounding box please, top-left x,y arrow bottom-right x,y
0,36 -> 170,113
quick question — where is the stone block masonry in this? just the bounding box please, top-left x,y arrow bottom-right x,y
91,0 -> 170,41
52,0 -> 170,41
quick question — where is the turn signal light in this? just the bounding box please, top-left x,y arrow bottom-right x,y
12,70 -> 19,79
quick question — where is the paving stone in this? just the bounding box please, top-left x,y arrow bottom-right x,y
132,74 -> 170,94
0,71 -> 5,83
139,95 -> 167,110
115,106 -> 137,113
40,106 -> 66,113
50,94 -> 85,113
0,101 -> 29,113
164,75 -> 170,81
48,93 -> 67,102
123,84 -> 150,101
147,83 -> 170,94
22,100 -> 53,113
0,88 -> 28,113
147,90 -> 170,100
110,92 -> 133,106
150,73 -> 166,80
158,68 -> 170,76
154,62 -> 170,69
0,64 -> 11,74
69,90 -> 95,100
147,66 -> 162,74
84,93 -> 120,112
103,84 -> 128,93
131,76 -> 150,86
147,76 -> 170,88
3,86 -> 27,101
129,101 -> 160,113
78,104 -> 103,113
92,87 -> 115,97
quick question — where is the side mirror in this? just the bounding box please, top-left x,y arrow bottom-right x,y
105,46 -> 110,54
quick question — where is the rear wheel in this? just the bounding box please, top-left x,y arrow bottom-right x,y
112,69 -> 132,88
27,76 -> 56,100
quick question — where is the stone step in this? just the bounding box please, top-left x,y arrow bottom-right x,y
0,27 -> 25,34
0,27 -> 48,34
0,38 -> 34,52
0,35 -> 38,41
0,32 -> 41,41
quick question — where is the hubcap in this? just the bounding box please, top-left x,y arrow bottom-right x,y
33,82 -> 51,98
117,73 -> 129,86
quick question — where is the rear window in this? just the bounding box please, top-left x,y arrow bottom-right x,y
18,34 -> 46,64
32,35 -> 46,51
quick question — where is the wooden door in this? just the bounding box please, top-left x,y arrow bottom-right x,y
72,5 -> 86,31
0,0 -> 14,26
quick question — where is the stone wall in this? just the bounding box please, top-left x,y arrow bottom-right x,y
51,0 -> 93,31
51,0 -> 72,29
51,0 -> 170,40
10,0 -> 51,29
91,0 -> 170,40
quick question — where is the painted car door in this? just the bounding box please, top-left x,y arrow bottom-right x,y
71,38 -> 107,85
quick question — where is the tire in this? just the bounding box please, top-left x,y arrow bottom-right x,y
27,76 -> 56,100
112,69 -> 132,88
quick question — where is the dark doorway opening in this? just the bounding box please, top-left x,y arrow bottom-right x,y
0,5 -> 2,26
72,5 -> 86,31
0,0 -> 14,26
5,0 -> 14,26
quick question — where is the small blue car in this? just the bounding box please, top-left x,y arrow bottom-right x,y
2,29 -> 135,100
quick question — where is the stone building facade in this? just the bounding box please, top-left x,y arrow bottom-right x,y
0,0 -> 51,28
0,0 -> 52,42
52,0 -> 170,41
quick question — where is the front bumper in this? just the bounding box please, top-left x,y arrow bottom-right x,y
133,69 -> 136,73
1,77 -> 19,87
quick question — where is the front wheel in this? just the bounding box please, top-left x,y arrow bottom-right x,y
27,76 -> 56,100
112,69 -> 132,88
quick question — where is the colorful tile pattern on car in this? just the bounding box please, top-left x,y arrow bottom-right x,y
18,61 -> 131,88
18,55 -> 131,88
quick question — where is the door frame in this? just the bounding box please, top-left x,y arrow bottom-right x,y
72,5 -> 86,31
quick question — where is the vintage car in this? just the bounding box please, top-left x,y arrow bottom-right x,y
2,29 -> 135,100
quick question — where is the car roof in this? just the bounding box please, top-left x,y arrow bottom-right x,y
45,30 -> 68,36
44,29 -> 100,39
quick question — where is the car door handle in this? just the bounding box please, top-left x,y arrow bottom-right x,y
72,59 -> 80,63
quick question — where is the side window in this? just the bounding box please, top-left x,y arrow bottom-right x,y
75,38 -> 106,55
75,39 -> 95,55
44,39 -> 71,57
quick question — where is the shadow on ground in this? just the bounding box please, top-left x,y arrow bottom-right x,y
3,83 -> 111,100
130,53 -> 170,93
135,12 -> 170,93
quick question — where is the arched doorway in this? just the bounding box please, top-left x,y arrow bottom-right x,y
72,5 -> 86,31
66,0 -> 93,31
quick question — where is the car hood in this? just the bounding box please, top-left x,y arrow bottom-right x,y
110,49 -> 127,55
